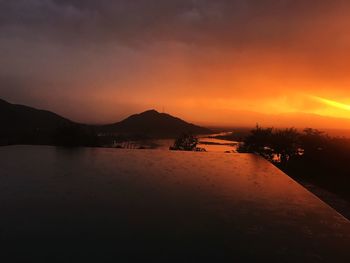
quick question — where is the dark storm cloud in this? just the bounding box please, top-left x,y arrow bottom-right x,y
0,0 -> 346,48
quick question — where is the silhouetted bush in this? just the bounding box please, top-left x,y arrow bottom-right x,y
238,125 -> 275,160
239,126 -> 350,200
170,133 -> 205,151
271,128 -> 300,164
238,126 -> 300,163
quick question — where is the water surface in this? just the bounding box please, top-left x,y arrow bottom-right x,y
0,146 -> 349,262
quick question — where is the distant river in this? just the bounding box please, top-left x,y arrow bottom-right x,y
113,133 -> 239,152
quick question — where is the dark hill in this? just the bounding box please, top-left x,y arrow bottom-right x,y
0,99 -> 211,145
0,99 -> 75,145
0,99 -> 72,131
99,109 -> 211,138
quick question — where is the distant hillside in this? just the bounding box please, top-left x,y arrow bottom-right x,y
0,99 -> 72,129
0,99 -> 75,145
99,109 -> 212,138
0,99 -> 211,145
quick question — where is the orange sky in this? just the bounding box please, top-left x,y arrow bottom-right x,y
1,1 -> 350,129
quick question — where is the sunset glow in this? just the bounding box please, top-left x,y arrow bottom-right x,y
2,3 -> 350,260
2,1 -> 350,129
312,96 -> 350,112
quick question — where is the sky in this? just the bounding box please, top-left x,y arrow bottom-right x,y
1,0 -> 350,128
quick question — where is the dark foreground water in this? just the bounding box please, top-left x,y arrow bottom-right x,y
0,146 -> 350,262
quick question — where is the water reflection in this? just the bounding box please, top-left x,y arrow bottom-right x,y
0,146 -> 349,262
197,137 -> 238,153
110,133 -> 239,153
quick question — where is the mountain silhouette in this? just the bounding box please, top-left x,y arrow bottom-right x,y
0,98 -> 72,130
99,109 -> 211,138
0,99 -> 211,145
0,98 -> 73,145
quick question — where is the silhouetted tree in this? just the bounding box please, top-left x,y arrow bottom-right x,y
239,126 -> 299,165
299,128 -> 328,160
270,128 -> 299,165
239,125 -> 350,202
238,125 -> 274,160
170,133 -> 204,151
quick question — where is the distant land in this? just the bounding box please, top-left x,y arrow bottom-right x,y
203,110 -> 350,131
99,109 -> 211,137
0,98 -> 211,146
0,98 -> 73,145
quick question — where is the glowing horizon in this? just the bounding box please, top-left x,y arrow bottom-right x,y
311,96 -> 350,112
1,1 -> 350,129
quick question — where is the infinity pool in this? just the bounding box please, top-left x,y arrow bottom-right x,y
0,146 -> 349,262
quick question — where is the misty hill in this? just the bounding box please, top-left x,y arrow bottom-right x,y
99,109 -> 212,138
